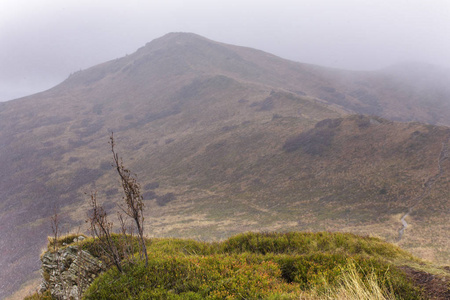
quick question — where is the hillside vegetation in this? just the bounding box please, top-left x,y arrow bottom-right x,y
1,33 -> 450,298
28,231 -> 450,299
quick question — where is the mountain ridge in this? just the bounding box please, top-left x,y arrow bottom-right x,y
6,32 -> 449,126
1,32 -> 449,299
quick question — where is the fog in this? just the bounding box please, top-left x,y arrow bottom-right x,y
1,0 -> 449,101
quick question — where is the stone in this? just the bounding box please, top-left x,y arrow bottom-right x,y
38,245 -> 105,300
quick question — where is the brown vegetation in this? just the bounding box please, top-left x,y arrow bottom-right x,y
1,33 -> 450,298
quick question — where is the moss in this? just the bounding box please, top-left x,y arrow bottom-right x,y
47,233 -> 89,251
42,270 -> 50,283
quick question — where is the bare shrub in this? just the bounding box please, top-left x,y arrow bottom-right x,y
50,210 -> 60,252
87,192 -> 123,273
110,133 -> 148,267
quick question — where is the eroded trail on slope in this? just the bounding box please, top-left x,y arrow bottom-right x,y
397,136 -> 449,241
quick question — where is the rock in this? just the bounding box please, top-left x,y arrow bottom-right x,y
72,236 -> 86,244
39,245 -> 104,300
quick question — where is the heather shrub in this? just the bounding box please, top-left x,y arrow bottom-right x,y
83,232 -> 422,299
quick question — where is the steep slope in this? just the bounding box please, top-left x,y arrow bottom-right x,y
0,33 -> 449,298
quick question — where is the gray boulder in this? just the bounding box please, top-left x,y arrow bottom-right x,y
39,239 -> 104,300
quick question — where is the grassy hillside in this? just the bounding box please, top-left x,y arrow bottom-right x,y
27,232 -> 450,299
75,114 -> 448,264
1,33 -> 450,298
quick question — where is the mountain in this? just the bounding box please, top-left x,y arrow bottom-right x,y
1,33 -> 449,299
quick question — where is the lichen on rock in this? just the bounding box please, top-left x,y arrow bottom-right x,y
39,238 -> 104,300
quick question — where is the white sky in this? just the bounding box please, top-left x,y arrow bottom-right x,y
1,0 -> 449,101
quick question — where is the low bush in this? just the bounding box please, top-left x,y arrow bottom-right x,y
82,232 -> 422,299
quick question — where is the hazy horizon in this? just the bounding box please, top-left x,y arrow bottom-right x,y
1,0 -> 449,101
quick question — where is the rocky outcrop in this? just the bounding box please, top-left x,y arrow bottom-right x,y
39,238 -> 104,300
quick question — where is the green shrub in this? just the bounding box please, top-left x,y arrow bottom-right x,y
220,232 -> 408,259
83,232 -> 422,299
84,254 -> 298,299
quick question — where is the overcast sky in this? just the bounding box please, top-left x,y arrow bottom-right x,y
1,0 -> 449,101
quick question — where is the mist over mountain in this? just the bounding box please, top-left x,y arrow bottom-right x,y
1,33 -> 449,299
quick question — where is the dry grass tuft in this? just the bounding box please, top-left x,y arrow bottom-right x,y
326,263 -> 395,300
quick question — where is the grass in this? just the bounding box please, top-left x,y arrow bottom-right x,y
46,233 -> 88,251
30,231 -> 432,299
321,262 -> 397,300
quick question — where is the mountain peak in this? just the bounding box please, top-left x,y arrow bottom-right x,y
153,32 -> 209,42
138,32 -> 214,52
